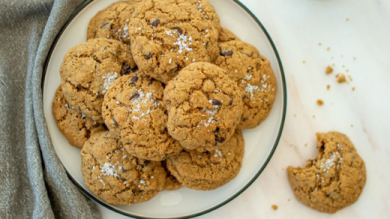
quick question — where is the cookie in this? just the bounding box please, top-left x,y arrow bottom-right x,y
87,1 -> 140,44
162,161 -> 182,190
214,40 -> 277,129
81,131 -> 166,205
166,130 -> 244,190
102,73 -> 182,161
52,86 -> 105,148
60,38 -> 137,123
128,0 -> 220,83
218,27 -> 239,43
163,62 -> 243,150
287,132 -> 366,213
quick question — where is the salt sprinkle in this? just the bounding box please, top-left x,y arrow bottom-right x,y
173,33 -> 193,53
244,84 -> 259,98
100,163 -> 120,178
319,152 -> 343,172
102,72 -> 118,94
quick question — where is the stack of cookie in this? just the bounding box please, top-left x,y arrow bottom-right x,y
52,0 -> 277,206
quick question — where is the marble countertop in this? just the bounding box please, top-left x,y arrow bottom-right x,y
100,0 -> 390,218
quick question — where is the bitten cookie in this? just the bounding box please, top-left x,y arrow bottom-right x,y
81,131 -> 166,205
60,38 -> 137,123
166,130 -> 244,190
287,132 -> 366,213
128,0 -> 220,83
102,73 -> 182,161
218,27 -> 239,43
215,40 -> 277,129
52,86 -> 105,148
163,62 -> 243,150
87,1 -> 140,44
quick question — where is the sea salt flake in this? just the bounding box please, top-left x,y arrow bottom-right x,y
102,72 -> 118,94
100,163 -> 120,178
244,84 -> 259,98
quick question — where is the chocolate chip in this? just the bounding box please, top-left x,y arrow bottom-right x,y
121,63 -> 131,75
144,52 -> 153,59
245,52 -> 253,57
151,19 -> 160,27
221,50 -> 233,56
171,26 -> 183,35
216,136 -> 226,143
229,98 -> 233,105
141,160 -> 150,168
130,75 -> 139,84
113,118 -> 118,127
100,22 -> 111,29
130,92 -> 140,100
211,99 -> 222,107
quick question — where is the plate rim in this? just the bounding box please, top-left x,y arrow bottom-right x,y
41,0 -> 288,218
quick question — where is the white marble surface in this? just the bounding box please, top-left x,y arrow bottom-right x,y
99,0 -> 390,218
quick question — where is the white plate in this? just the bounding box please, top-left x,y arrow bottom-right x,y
42,0 -> 287,218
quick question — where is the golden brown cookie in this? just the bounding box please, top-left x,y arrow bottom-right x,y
102,73 -> 182,161
215,40 -> 277,129
52,86 -> 105,148
218,27 -> 239,43
87,1 -> 140,44
287,132 -> 366,213
60,38 -> 137,123
163,62 -> 243,150
166,130 -> 244,190
128,0 -> 220,83
162,161 -> 182,190
81,131 -> 166,205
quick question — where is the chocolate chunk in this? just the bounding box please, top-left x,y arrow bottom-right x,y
229,98 -> 233,105
121,63 -> 131,75
151,19 -> 160,27
245,52 -> 253,57
220,50 -> 233,56
130,75 -> 139,84
100,22 -> 111,29
141,160 -> 150,168
216,136 -> 226,143
113,118 -> 118,127
211,99 -> 222,107
171,26 -> 183,35
144,52 -> 153,59
130,92 -> 140,100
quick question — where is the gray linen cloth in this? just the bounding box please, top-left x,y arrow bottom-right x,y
0,0 -> 101,218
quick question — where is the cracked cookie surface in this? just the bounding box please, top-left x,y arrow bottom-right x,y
87,1 -> 140,44
218,27 -> 239,43
287,132 -> 366,213
81,131 -> 166,205
166,130 -> 244,190
163,62 -> 243,150
52,86 -> 105,148
102,73 -> 182,161
215,40 -> 277,129
128,0 -> 220,83
60,38 -> 137,123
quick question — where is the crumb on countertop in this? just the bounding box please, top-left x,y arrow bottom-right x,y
317,99 -> 324,106
302,60 -> 306,64
312,115 -> 315,118
327,84 -> 331,90
351,124 -> 354,128
326,66 -> 333,75
272,205 -> 278,210
337,74 -> 346,83
346,18 -> 350,22
318,43 -> 322,46
352,87 -> 355,91
327,47 -> 330,51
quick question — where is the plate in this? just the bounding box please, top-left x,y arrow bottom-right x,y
42,0 -> 287,218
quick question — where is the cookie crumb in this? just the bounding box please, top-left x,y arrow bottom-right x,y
348,75 -> 353,82
327,84 -> 331,90
302,60 -> 306,64
304,143 -> 308,147
353,57 -> 356,60
288,198 -> 291,202
327,47 -> 330,51
352,87 -> 355,91
346,18 -> 350,22
312,115 -> 315,118
317,99 -> 324,106
272,205 -> 278,210
351,124 -> 354,128
337,74 -> 346,83
318,43 -> 322,46
342,65 -> 345,68
332,63 -> 335,67
294,114 -> 297,117
325,66 -> 333,75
